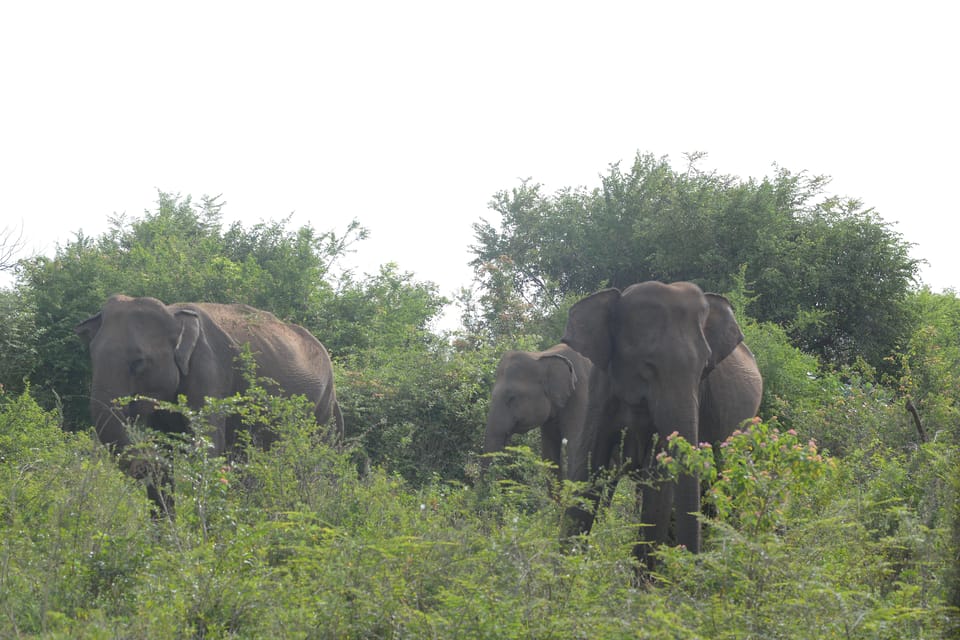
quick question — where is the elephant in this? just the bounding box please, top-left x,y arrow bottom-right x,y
482,344 -> 599,479
561,281 -> 762,564
75,294 -> 343,513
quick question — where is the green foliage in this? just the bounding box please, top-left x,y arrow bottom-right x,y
651,420 -> 955,638
0,287 -> 37,395
12,192 -> 365,426
740,317 -> 839,423
316,263 -> 448,360
471,152 -> 919,368
339,342 -> 498,485
660,420 -> 832,537
892,288 -> 960,443
0,389 -> 152,635
1,375 -> 956,638
1,172 -> 957,636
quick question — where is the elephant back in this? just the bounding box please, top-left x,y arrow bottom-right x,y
182,303 -> 331,398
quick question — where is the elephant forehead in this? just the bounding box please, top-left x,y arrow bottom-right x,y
615,304 -> 670,350
104,309 -> 176,340
498,350 -> 536,369
623,284 -> 706,315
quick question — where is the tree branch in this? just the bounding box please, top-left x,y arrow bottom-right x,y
905,397 -> 927,444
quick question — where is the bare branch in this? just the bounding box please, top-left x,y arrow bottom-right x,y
0,222 -> 26,272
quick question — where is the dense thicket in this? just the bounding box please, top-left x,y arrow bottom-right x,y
470,152 -> 920,368
0,157 -> 957,635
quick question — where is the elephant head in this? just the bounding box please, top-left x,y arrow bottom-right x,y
74,295 -> 222,454
562,281 -> 746,554
482,344 -> 591,476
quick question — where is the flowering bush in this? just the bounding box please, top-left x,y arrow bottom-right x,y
658,419 -> 834,537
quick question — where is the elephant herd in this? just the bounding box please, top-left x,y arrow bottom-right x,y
77,281 -> 761,565
482,281 -> 762,564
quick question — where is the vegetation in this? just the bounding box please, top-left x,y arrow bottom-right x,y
1,154 -> 958,637
470,152 -> 919,369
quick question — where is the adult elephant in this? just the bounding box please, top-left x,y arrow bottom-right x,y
561,281 -> 762,562
75,295 -> 343,512
482,344 -> 599,479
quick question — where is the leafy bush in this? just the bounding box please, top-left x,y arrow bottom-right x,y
654,420 -> 955,638
338,343 -> 497,485
1,381 -> 956,638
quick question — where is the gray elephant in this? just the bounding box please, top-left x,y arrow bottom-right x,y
482,344 -> 598,478
75,295 -> 343,511
561,281 -> 762,563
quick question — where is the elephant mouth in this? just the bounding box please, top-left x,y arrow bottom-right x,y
613,381 -> 650,409
125,397 -> 162,418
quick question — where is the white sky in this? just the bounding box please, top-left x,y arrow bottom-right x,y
2,2 -> 958,314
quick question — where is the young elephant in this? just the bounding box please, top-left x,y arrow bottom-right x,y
75,295 -> 344,513
482,344 -> 598,477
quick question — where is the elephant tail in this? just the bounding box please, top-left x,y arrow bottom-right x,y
332,400 -> 345,443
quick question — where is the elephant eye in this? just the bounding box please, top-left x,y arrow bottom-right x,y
129,358 -> 146,376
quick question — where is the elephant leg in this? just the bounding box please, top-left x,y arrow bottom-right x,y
674,473 -> 702,553
146,475 -> 175,520
563,491 -> 601,538
541,425 -> 563,482
206,415 -> 227,454
136,454 -> 175,520
636,478 -> 673,565
562,429 -> 620,539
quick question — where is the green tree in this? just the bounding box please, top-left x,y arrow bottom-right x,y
14,192 -> 364,426
470,152 -> 919,367
0,288 -> 37,394
893,288 -> 960,443
315,263 -> 447,361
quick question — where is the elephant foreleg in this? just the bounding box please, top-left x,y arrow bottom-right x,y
637,478 -> 673,567
541,424 -> 564,481
675,473 -> 702,553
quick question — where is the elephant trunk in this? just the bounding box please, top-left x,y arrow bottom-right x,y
89,381 -> 135,451
649,372 -> 704,554
481,404 -> 513,471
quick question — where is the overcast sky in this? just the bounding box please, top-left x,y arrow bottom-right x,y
2,2 -> 957,310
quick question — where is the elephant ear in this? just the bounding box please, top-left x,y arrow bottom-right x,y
74,312 -> 103,346
562,288 -> 620,370
703,293 -> 744,374
173,309 -> 202,376
540,354 -> 577,409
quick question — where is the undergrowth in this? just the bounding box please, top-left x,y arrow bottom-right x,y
0,385 -> 956,638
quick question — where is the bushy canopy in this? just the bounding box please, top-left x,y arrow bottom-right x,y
470,152 -> 920,367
